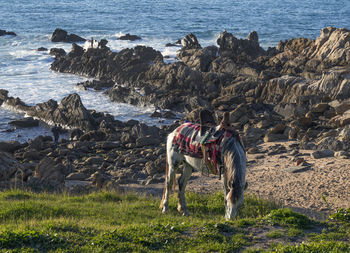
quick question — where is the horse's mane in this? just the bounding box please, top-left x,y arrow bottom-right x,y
222,136 -> 245,203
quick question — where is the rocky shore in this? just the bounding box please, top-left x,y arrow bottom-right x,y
1,27 -> 350,213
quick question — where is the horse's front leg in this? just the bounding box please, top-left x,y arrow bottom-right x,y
177,163 -> 192,216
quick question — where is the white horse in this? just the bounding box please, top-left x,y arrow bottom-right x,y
160,122 -> 246,220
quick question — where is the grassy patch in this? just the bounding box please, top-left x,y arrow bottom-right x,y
263,208 -> 314,229
0,190 -> 348,252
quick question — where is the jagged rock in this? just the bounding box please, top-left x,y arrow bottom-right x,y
329,99 -> 350,115
27,93 -> 97,131
329,109 -> 350,127
177,45 -> 218,72
217,30 -> 265,61
117,33 -> 141,41
307,27 -> 350,66
309,67 -> 350,100
52,45 -> 163,85
181,33 -> 201,50
51,28 -> 86,43
8,117 -> 39,128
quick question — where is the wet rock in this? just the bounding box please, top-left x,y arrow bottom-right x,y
181,33 -> 201,50
117,33 -> 141,41
49,48 -> 66,58
9,117 -> 39,128
51,28 -> 86,43
37,47 -> 48,51
0,29 -> 16,36
76,79 -> 114,91
311,149 -> 334,159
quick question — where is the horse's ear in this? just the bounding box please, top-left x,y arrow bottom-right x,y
221,112 -> 230,127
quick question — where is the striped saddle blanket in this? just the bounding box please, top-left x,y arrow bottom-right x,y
172,122 -> 233,172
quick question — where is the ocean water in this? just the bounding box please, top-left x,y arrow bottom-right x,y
1,0 -> 349,142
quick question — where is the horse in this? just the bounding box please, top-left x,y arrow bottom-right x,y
159,114 -> 246,220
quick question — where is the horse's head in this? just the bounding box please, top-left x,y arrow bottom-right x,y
222,135 -> 246,220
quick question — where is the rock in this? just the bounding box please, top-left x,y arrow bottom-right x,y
311,149 -> 334,159
9,117 -> 39,128
284,165 -> 312,173
310,103 -> 329,113
217,30 -> 265,61
329,109 -> 350,127
37,47 -> 48,51
0,141 -> 23,153
181,33 -> 201,50
334,151 -> 349,158
117,33 -> 141,41
136,136 -> 161,147
35,157 -> 66,183
76,79 -> 114,91
23,150 -> 41,161
131,123 -> 160,139
84,156 -> 104,165
27,93 -> 97,131
0,29 -> 16,36
51,28 -> 86,43
177,46 -> 218,72
49,48 -> 66,58
329,99 -> 350,115
0,152 -> 22,181
66,172 -> 89,181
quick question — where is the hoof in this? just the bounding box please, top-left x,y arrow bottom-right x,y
162,207 -> 169,214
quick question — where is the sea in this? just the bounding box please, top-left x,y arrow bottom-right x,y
1,0 -> 349,142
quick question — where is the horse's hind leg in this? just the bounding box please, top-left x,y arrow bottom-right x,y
177,163 -> 192,216
160,148 -> 179,213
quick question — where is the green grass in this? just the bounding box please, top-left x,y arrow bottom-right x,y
0,189 -> 349,252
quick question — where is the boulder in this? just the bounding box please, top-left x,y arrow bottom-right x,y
311,149 -> 334,159
51,28 -> 86,43
0,141 -> 23,153
0,152 -> 22,181
35,157 -> 66,183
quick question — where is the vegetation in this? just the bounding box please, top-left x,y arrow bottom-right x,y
0,189 -> 349,252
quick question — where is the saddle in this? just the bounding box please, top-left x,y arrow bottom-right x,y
173,111 -> 241,176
